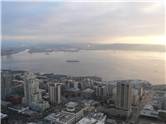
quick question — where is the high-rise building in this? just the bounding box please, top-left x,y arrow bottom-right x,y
64,80 -> 79,90
24,73 -> 41,106
95,85 -> 107,98
162,94 -> 166,110
24,72 -> 50,111
106,84 -> 114,97
116,81 -> 132,111
48,83 -> 62,105
1,70 -> 13,100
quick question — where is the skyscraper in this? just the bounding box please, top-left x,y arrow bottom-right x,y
95,85 -> 107,98
116,81 -> 132,111
106,84 -> 114,97
1,70 -> 13,100
24,72 -> 50,111
48,83 -> 62,105
24,72 -> 41,106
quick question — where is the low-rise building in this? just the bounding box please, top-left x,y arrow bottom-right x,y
140,104 -> 159,119
106,118 -> 117,124
30,100 -> 50,112
7,105 -> 39,118
8,105 -> 29,113
65,101 -> 79,112
43,112 -> 76,124
81,88 -> 95,99
0,113 -> 8,124
64,101 -> 88,122
77,112 -> 107,124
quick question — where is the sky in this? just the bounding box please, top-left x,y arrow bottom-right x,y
2,0 -> 166,45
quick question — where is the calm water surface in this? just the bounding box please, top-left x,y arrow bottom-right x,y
2,50 -> 165,84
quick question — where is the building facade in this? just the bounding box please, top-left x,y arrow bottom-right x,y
48,83 -> 62,105
116,81 -> 132,110
1,70 -> 13,100
24,73 -> 49,111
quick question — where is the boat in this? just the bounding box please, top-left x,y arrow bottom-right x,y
66,60 -> 80,62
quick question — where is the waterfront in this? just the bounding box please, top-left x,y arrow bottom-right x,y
2,50 -> 165,84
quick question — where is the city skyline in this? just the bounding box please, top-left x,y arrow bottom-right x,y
1,1 -> 166,124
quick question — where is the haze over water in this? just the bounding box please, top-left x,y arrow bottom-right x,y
2,50 -> 165,85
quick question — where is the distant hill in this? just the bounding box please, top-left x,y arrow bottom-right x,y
1,42 -> 165,56
85,43 -> 165,52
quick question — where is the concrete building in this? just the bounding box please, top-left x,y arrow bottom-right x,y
64,89 -> 81,97
23,73 -> 50,111
116,81 -> 132,110
1,70 -> 13,100
81,88 -> 95,99
132,89 -> 139,106
65,102 -> 79,112
8,105 -> 29,113
106,84 -> 114,97
79,78 -> 95,89
64,101 -> 88,123
77,112 -> 107,124
162,94 -> 166,110
44,101 -> 88,124
43,112 -> 76,124
24,73 -> 41,106
0,113 -> 8,124
48,83 -> 62,105
64,80 -> 79,89
116,81 -> 132,117
140,104 -> 158,119
95,85 -> 107,98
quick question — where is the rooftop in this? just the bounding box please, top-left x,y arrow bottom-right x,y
77,112 -> 106,124
82,88 -> 94,94
65,101 -> 78,108
8,105 -> 29,113
0,113 -> 8,119
77,118 -> 97,124
143,104 -> 154,111
44,111 -> 75,123
65,88 -> 80,92
21,109 -> 38,116
140,109 -> 158,119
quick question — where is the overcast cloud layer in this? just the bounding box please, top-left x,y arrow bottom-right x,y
2,0 -> 165,44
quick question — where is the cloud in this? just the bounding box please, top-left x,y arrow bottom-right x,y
138,1 -> 164,13
2,34 -> 68,43
2,1 -> 165,44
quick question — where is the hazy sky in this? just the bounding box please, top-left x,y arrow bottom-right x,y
2,0 -> 165,45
